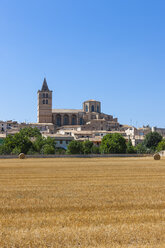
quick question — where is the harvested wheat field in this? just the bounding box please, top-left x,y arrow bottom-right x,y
0,157 -> 165,248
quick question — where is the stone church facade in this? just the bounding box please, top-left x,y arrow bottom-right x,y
38,78 -> 120,131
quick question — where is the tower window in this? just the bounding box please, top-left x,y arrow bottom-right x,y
85,105 -> 88,112
46,100 -> 48,104
43,100 -> 45,104
43,93 -> 45,98
91,105 -> 94,112
97,105 -> 100,113
46,93 -> 48,98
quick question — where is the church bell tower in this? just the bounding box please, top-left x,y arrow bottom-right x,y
37,78 -> 53,123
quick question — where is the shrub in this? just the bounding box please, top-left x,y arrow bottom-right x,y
55,148 -> 66,155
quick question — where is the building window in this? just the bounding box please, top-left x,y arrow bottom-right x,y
43,100 -> 45,104
91,105 -> 94,112
46,100 -> 48,104
46,93 -> 48,98
80,117 -> 83,125
64,115 -> 69,125
60,140 -> 63,144
66,141 -> 69,144
56,115 -> 61,126
43,93 -> 45,98
72,115 -> 77,125
85,105 -> 88,112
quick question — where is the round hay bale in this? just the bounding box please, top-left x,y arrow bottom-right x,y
19,153 -> 25,159
153,153 -> 161,160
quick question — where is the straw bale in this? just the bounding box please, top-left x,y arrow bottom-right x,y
19,153 -> 25,159
153,153 -> 160,160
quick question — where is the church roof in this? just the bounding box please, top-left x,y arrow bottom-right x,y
84,99 -> 100,102
41,78 -> 49,91
52,109 -> 83,113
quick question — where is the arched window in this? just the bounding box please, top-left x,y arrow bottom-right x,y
91,105 -> 94,112
46,100 -> 48,104
46,93 -> 48,98
43,100 -> 45,104
85,105 -> 88,112
97,105 -> 100,113
56,115 -> 61,126
63,115 -> 69,125
80,117 -> 83,125
72,115 -> 77,125
43,93 -> 45,98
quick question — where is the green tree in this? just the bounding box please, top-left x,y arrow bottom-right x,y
91,145 -> 100,154
0,138 -> 4,146
144,131 -> 162,151
100,133 -> 127,154
1,135 -> 14,154
82,140 -> 93,154
156,139 -> 165,152
33,136 -> 45,153
66,140 -> 83,154
126,140 -> 136,154
33,136 -> 56,154
2,133 -> 32,154
55,148 -> 66,155
135,143 -> 148,154
19,127 -> 41,138
45,137 -> 56,147
12,133 -> 33,154
41,144 -> 55,154
27,147 -> 38,155
11,147 -> 21,155
0,128 -> 56,155
0,145 -> 6,155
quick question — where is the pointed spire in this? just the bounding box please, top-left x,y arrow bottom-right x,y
41,78 -> 49,91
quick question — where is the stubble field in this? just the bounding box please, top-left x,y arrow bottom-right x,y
0,157 -> 165,247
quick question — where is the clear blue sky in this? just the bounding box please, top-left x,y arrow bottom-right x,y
0,0 -> 165,127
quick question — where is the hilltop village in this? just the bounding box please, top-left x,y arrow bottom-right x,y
0,78 -> 165,150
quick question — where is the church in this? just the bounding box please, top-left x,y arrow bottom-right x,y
37,78 -> 120,131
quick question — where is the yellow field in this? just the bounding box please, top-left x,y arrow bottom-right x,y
0,157 -> 165,248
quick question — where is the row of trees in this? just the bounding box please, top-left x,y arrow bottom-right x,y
67,133 -> 133,154
0,127 -> 164,155
67,132 -> 165,154
0,127 -> 56,155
